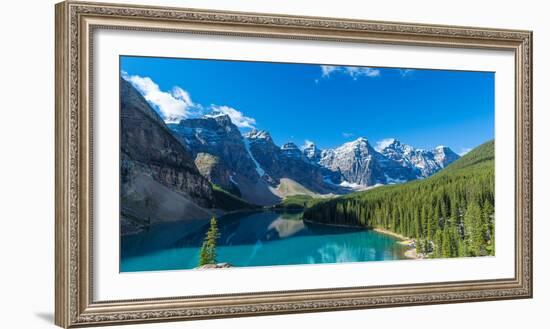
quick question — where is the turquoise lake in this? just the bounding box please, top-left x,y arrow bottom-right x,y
120,210 -> 409,272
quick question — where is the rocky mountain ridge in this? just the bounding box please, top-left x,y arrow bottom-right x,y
167,113 -> 460,206
378,138 -> 460,178
168,116 -> 280,206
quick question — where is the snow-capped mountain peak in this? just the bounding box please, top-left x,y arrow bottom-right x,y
375,138 -> 397,151
376,140 -> 460,178
302,140 -> 315,149
245,129 -> 272,141
338,137 -> 372,153
379,139 -> 414,154
316,137 -> 460,187
302,141 -> 321,162
281,142 -> 303,159
351,137 -> 369,144
318,137 -> 381,186
432,145 -> 459,167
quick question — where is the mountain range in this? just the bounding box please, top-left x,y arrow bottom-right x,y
167,114 -> 459,205
120,77 -> 460,233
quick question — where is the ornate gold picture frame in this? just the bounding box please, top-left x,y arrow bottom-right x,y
55,1 -> 532,327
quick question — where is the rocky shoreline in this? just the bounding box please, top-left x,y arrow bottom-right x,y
195,263 -> 233,270
373,228 -> 422,260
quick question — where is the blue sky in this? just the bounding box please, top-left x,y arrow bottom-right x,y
121,56 -> 494,154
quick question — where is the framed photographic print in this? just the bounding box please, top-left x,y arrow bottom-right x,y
55,1 -> 533,327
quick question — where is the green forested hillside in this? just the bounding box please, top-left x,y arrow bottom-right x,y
303,141 -> 495,258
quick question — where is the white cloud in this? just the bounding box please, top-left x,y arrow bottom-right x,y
320,65 -> 381,79
398,68 -> 415,77
321,65 -> 338,77
207,105 -> 256,129
171,86 -> 194,106
342,132 -> 354,138
345,66 -> 381,78
375,138 -> 396,151
123,72 -> 195,123
122,72 -> 258,129
459,147 -> 472,156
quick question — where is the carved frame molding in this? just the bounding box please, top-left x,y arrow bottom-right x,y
55,1 -> 532,327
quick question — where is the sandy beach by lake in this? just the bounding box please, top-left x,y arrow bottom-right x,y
373,228 -> 420,259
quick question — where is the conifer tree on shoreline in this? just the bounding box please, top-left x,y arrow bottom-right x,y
198,217 -> 220,266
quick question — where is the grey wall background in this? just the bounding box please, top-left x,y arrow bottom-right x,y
0,1 -> 546,328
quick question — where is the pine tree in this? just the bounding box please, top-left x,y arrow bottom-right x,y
483,199 -> 495,256
464,202 -> 487,256
198,217 -> 220,266
441,227 -> 452,258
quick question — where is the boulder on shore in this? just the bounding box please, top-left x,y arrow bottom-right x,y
196,262 -> 233,269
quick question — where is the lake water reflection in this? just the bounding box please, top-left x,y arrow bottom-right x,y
120,210 -> 409,272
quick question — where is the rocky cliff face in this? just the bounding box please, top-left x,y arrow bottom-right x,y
169,115 -> 259,188
245,130 -> 340,194
169,117 -> 280,206
120,78 -> 215,234
302,141 -> 322,163
319,138 -> 386,186
432,145 -> 461,168
378,139 -> 460,178
315,138 -> 459,186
